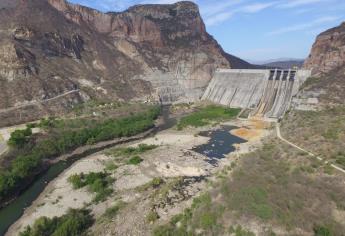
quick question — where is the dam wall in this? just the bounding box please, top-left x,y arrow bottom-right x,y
202,69 -> 311,119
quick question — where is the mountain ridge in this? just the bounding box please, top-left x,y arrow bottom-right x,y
302,21 -> 345,104
0,0 -> 255,127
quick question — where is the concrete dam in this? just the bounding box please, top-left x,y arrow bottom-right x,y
202,69 -> 311,119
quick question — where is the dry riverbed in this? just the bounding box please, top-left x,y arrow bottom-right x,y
7,119 -> 271,236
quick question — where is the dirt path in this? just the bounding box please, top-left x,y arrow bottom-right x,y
0,89 -> 79,114
276,123 -> 345,174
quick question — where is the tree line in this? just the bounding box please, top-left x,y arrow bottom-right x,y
0,106 -> 160,202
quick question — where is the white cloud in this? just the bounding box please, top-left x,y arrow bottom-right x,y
241,2 -> 276,13
267,16 -> 340,35
200,0 -> 244,16
278,0 -> 324,8
139,0 -> 195,4
205,12 -> 235,26
205,1 -> 276,26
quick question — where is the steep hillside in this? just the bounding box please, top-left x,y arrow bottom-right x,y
0,0 -> 253,127
304,22 -> 345,75
264,60 -> 304,69
302,21 -> 345,104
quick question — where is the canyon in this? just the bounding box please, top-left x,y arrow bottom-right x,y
1,0 -> 345,235
0,0 -> 259,127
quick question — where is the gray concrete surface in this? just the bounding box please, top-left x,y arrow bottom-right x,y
202,69 -> 311,119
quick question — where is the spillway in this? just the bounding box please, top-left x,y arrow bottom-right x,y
202,69 -> 311,119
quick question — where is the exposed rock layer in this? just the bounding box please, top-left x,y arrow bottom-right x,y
302,21 -> 345,104
0,0 -> 256,126
304,22 -> 345,76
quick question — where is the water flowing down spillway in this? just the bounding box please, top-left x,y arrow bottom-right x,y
202,69 -> 311,119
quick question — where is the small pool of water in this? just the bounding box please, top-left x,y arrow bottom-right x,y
192,126 -> 247,165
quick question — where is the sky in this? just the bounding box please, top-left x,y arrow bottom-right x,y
68,0 -> 345,62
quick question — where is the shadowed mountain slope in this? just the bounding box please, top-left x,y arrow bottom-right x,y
0,0 -> 255,126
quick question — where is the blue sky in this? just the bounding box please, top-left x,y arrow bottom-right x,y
69,0 -> 345,62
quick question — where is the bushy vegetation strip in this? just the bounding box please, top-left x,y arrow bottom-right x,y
19,208 -> 93,236
177,105 -> 240,130
0,106 -> 160,203
68,172 -> 114,202
105,144 -> 158,158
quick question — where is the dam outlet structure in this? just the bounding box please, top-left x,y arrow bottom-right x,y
202,69 -> 311,120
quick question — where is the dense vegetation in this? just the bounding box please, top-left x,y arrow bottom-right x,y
8,127 -> 32,148
0,106 -> 160,202
20,209 -> 93,236
177,105 -> 240,130
68,172 -> 113,202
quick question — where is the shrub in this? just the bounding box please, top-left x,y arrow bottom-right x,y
127,156 -> 143,165
229,225 -> 255,236
146,210 -> 159,223
102,202 -> 126,219
19,208 -> 93,236
8,127 -> 32,148
313,225 -> 332,236
151,178 -> 164,188
68,174 -> 85,189
67,172 -> 113,202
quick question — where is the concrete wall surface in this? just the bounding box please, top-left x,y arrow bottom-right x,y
202,69 -> 311,119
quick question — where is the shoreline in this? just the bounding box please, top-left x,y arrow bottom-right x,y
7,118 -> 271,236
0,127 -> 156,211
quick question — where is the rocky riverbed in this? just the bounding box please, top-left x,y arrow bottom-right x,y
7,119 -> 271,236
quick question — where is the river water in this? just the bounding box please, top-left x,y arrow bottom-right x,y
0,109 -> 245,235
193,126 -> 247,165
0,106 -> 175,236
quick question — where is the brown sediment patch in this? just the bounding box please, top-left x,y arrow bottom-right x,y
231,120 -> 270,141
232,128 -> 261,141
249,119 -> 271,130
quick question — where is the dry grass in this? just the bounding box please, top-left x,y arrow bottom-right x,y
154,139 -> 345,235
281,106 -> 345,167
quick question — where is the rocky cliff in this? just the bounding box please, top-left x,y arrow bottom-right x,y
302,21 -> 345,105
304,22 -> 345,76
0,0 -> 255,126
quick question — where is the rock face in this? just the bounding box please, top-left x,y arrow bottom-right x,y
0,0 -> 256,126
302,21 -> 345,105
304,22 -> 345,76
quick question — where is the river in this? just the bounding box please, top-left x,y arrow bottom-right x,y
0,106 -> 175,236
